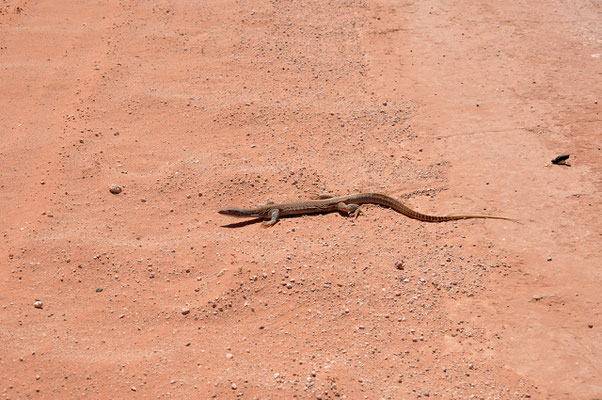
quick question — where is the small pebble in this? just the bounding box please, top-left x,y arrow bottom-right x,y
96,287 -> 103,293
34,301 -> 43,309
226,353 -> 233,359
231,383 -> 237,390
546,257 -> 552,261
109,184 -> 122,194
181,308 -> 190,315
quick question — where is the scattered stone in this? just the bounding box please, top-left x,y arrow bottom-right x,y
551,154 -> 570,165
109,184 -> 122,194
130,386 -> 136,392
181,308 -> 190,315
226,353 -> 233,359
533,295 -> 543,301
546,257 -> 552,261
231,383 -> 237,390
96,287 -> 103,293
394,260 -> 405,270
34,301 -> 43,309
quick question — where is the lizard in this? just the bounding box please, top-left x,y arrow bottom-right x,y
218,192 -> 516,227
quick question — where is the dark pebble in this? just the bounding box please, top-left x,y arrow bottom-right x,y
109,184 -> 122,194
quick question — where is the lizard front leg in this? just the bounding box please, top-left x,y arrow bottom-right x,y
257,200 -> 275,207
262,209 -> 280,227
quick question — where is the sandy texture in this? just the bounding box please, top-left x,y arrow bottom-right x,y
1,0 -> 600,398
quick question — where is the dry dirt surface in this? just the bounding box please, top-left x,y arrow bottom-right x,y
1,0 -> 600,398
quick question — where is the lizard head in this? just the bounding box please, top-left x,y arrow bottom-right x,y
218,207 -> 244,216
218,207 -> 259,217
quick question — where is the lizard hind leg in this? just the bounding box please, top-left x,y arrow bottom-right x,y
337,202 -> 361,218
314,193 -> 335,200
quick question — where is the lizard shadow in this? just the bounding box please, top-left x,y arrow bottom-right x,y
221,218 -> 265,228
220,211 -> 353,228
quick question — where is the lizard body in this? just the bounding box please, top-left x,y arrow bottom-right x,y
218,192 -> 515,226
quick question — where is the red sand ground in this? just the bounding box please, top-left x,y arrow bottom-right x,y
1,0 -> 600,398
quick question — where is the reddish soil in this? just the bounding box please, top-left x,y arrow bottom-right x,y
1,0 -> 600,398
